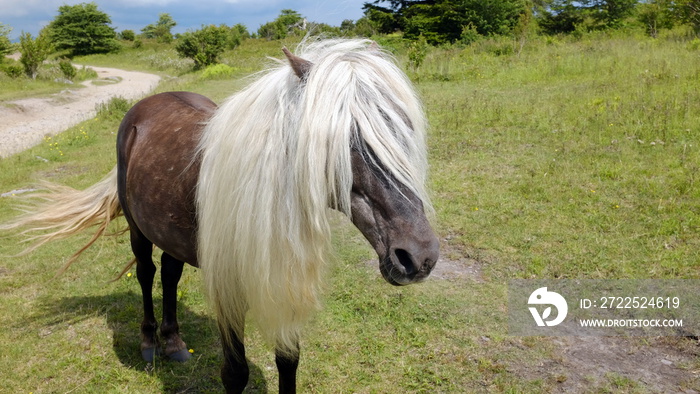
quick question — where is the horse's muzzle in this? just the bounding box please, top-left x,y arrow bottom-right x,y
379,240 -> 439,286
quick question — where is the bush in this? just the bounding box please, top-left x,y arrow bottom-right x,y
407,35 -> 428,69
58,58 -> 76,80
119,30 -> 135,41
460,23 -> 481,46
96,96 -> 131,121
175,25 -> 229,69
688,38 -> 700,50
200,63 -> 236,80
19,31 -> 52,79
2,63 -> 23,78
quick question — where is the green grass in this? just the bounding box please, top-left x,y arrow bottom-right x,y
0,59 -> 98,102
422,34 -> 700,280
73,40 -> 194,74
1,34 -> 698,392
0,78 -> 81,102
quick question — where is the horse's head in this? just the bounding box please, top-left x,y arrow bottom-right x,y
283,43 -> 439,286
349,148 -> 439,285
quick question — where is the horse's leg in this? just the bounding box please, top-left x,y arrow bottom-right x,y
160,252 -> 191,362
276,344 -> 300,394
220,326 -> 249,394
131,230 -> 159,362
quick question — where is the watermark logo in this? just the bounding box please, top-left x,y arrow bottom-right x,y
528,287 -> 568,327
509,280 -> 699,336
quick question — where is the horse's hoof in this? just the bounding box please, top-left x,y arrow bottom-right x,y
168,348 -> 192,362
141,347 -> 161,362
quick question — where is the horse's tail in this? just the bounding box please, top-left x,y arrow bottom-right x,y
0,167 -> 124,274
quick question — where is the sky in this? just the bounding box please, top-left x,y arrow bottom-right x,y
0,0 -> 370,41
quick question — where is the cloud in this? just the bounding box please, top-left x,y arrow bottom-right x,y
114,0 -> 177,6
0,0 -> 366,40
0,0 -> 52,18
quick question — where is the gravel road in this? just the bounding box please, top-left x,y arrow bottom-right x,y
0,65 -> 160,158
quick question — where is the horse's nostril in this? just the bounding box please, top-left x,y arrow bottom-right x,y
394,248 -> 416,275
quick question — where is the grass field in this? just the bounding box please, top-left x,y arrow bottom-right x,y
1,34 -> 699,392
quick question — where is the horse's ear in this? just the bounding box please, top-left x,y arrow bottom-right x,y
368,41 -> 380,51
282,47 -> 313,80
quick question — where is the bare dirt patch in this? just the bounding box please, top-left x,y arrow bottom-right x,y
0,64 -> 160,158
430,234 -> 484,282
362,234 -> 484,282
514,336 -> 699,393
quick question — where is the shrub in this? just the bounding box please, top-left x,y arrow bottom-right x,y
96,96 -> 131,121
119,30 -> 135,41
201,63 -> 236,80
58,58 -> 76,80
460,23 -> 481,46
407,35 -> 429,69
2,63 -> 23,78
175,25 -> 229,69
19,31 -> 52,79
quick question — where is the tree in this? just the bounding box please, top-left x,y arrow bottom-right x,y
48,2 -> 118,56
19,31 -> 52,79
537,0 -> 585,34
537,0 -> 637,34
0,23 -> 13,58
257,9 -> 305,40
362,3 -> 402,34
637,0 -> 674,37
175,24 -> 229,69
227,23 -> 249,49
141,13 -> 177,43
675,0 -> 700,36
584,0 -> 637,28
363,0 -> 528,44
402,2 -> 463,43
340,19 -> 356,34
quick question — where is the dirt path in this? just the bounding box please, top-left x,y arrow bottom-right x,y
0,65 -> 161,158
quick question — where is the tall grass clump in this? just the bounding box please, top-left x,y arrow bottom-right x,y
96,96 -> 132,121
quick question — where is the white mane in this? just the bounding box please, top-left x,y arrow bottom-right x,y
195,39 -> 430,352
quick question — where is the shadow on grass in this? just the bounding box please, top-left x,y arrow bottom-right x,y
32,290 -> 269,393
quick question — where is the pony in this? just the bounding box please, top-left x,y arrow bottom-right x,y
1,39 -> 439,393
